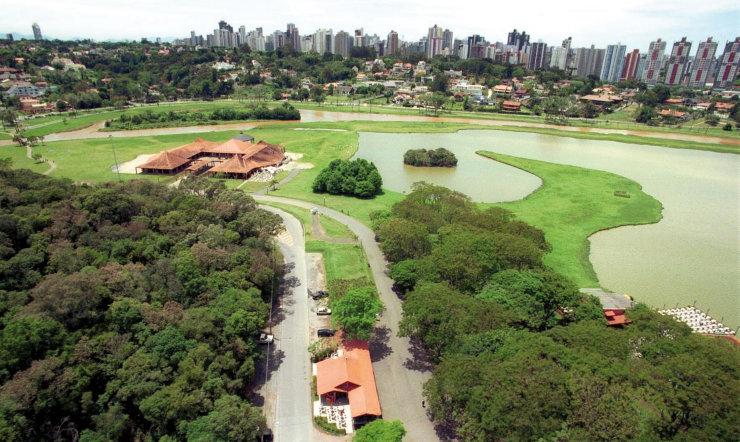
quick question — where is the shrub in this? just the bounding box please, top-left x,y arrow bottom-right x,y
403,148 -> 457,167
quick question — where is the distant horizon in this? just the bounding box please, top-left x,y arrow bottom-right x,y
2,0 -> 739,52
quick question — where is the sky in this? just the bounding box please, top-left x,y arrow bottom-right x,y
2,0 -> 739,51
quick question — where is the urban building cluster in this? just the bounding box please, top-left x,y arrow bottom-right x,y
172,21 -> 740,89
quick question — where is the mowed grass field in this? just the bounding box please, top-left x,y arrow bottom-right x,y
478,151 -> 663,287
261,202 -> 372,284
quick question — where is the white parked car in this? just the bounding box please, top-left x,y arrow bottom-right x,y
317,307 -> 332,315
311,207 -> 319,215
258,333 -> 274,344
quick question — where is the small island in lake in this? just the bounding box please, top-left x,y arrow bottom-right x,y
403,148 -> 458,167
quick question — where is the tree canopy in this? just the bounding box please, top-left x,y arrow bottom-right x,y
0,167 -> 282,441
312,158 -> 383,198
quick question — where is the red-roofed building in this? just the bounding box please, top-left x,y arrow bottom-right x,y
603,309 -> 631,327
316,340 -> 381,426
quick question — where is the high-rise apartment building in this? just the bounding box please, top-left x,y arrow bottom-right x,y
285,23 -> 300,51
32,23 -> 42,40
313,29 -> 333,54
466,34 -> 485,59
386,31 -> 399,56
427,25 -> 444,58
600,43 -> 626,82
335,31 -> 353,58
688,37 -> 718,88
715,37 -> 740,88
353,29 -> 366,47
574,46 -> 605,78
550,46 -> 569,70
507,29 -> 529,50
442,29 -> 454,55
527,42 -> 548,70
665,37 -> 692,85
621,49 -> 640,80
642,38 -> 667,86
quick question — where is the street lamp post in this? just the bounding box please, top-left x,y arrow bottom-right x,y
110,135 -> 121,182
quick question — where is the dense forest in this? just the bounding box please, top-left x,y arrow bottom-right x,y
373,183 -> 739,441
0,164 -> 284,441
403,148 -> 457,167
312,159 -> 383,198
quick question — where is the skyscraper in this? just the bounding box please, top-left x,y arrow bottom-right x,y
507,29 -> 529,51
334,31 -> 352,58
466,34 -> 485,59
621,49 -> 640,80
550,46 -> 569,70
353,29 -> 366,47
442,29 -> 454,55
600,43 -> 627,82
386,31 -> 399,56
574,46 -> 605,78
32,23 -> 42,40
427,25 -> 444,58
313,29 -> 333,54
665,37 -> 692,85
527,42 -> 548,70
715,37 -> 740,89
286,23 -> 300,52
688,37 -> 718,88
642,38 -> 667,86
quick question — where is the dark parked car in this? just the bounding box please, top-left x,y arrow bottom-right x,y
310,290 -> 328,300
317,328 -> 336,337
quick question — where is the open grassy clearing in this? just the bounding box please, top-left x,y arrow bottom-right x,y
261,201 -> 371,284
477,151 -> 663,287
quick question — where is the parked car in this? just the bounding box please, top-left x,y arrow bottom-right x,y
311,207 -> 319,215
257,333 -> 274,344
317,328 -> 336,337
316,307 -> 332,315
310,290 -> 328,300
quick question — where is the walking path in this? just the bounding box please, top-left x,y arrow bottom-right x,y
0,109 -> 735,148
255,195 -> 439,442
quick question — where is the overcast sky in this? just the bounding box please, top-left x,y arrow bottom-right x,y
3,0 -> 739,51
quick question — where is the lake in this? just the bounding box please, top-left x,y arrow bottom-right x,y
355,130 -> 740,328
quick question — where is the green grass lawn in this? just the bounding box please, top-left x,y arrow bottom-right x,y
260,202 -> 371,284
477,151 -> 663,288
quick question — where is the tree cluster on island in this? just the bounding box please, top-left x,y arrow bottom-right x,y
312,158 -> 383,198
0,165 -> 284,441
403,148 -> 458,168
371,182 -> 738,441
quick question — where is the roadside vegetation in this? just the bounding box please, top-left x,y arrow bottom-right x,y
0,169 -> 282,440
377,183 -> 738,441
403,147 -> 457,167
477,151 -> 663,287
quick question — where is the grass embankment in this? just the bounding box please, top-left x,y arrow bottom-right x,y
261,202 -> 372,284
477,151 -> 663,287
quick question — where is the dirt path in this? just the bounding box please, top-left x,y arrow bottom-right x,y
42,121 -> 259,142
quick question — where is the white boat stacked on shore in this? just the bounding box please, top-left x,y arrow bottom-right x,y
658,306 -> 735,336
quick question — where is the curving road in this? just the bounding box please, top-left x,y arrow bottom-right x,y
259,205 -> 314,442
255,195 -> 439,442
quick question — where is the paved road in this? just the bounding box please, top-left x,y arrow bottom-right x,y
256,195 -> 439,442
260,205 -> 314,442
2,107 -> 736,148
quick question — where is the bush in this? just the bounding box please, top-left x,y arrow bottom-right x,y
403,148 -> 457,167
312,159 -> 383,198
353,419 -> 406,442
722,123 -> 732,131
314,416 -> 346,435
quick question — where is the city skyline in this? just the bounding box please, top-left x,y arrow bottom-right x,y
3,0 -> 739,51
